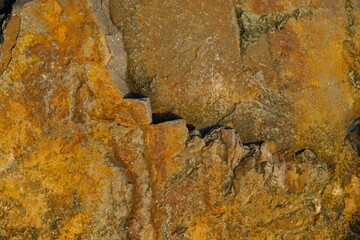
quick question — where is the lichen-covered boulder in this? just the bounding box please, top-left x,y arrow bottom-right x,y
0,0 -> 359,239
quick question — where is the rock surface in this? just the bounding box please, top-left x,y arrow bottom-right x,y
110,0 -> 360,161
0,0 -> 359,239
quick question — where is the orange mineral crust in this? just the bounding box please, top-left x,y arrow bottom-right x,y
0,0 -> 358,239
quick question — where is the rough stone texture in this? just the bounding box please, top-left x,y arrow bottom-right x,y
110,0 -> 360,162
0,0 -> 359,239
0,0 -> 135,238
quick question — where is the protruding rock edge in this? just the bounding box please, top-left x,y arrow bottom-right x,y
90,0 -> 129,96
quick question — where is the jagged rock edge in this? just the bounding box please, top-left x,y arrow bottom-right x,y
90,0 -> 336,155
88,2 -> 360,239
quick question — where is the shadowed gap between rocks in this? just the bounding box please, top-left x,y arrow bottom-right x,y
0,0 -> 16,45
145,109 -> 360,158
124,92 -> 147,99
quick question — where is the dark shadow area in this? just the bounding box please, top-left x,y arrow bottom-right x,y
350,217 -> 360,234
186,124 -> 196,131
242,141 -> 265,147
295,148 -> 307,155
123,92 -> 147,99
0,0 -> 17,45
0,0 -> 16,14
345,215 -> 360,239
199,125 -> 232,138
152,112 -> 182,124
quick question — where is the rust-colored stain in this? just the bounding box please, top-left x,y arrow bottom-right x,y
0,0 -> 359,239
0,0 -> 134,238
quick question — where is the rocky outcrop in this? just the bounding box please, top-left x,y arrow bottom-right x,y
110,0 -> 360,161
0,0 -> 359,239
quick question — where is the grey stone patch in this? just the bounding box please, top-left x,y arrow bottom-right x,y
90,0 -> 129,96
235,4 -> 312,55
106,33 -> 128,94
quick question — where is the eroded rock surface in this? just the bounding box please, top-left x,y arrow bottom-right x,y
110,0 -> 360,161
0,0 -> 359,239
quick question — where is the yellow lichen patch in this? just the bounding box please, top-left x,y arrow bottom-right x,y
0,0 -> 132,238
58,213 -> 91,239
0,122 -> 118,229
0,0 -> 359,238
292,15 -> 360,160
188,216 -> 213,240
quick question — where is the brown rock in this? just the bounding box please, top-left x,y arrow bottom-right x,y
110,0 -> 360,161
0,0 -> 134,238
0,0 -> 359,239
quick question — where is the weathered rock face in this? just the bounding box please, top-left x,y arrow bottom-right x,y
110,0 -> 360,161
0,0 -> 135,238
0,0 -> 359,239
